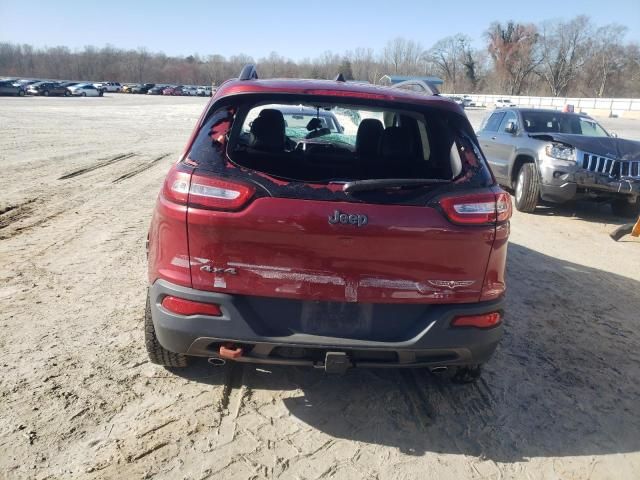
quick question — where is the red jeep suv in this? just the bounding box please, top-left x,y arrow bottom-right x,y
145,66 -> 511,381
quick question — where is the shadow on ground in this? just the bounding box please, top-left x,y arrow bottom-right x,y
534,198 -> 635,224
172,241 -> 640,462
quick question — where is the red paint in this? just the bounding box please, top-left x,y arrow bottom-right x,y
187,196 -> 497,304
148,78 -> 509,307
212,79 -> 465,114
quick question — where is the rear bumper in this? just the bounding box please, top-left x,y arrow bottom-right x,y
149,280 -> 504,368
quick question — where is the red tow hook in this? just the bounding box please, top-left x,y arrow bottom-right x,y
219,343 -> 244,360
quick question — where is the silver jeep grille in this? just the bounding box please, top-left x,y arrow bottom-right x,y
581,152 -> 640,180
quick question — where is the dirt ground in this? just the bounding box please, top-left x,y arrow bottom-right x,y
1,94 -> 639,480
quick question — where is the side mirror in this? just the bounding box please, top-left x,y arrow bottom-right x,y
505,121 -> 517,134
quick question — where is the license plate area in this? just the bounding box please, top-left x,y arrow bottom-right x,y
301,301 -> 372,337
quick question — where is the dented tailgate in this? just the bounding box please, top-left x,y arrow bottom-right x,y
187,197 -> 495,304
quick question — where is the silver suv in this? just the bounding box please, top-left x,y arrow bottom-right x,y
477,108 -> 640,216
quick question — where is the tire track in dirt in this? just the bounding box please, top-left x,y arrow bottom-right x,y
0,198 -> 39,230
398,369 -> 436,430
57,152 -> 137,180
112,153 -> 171,183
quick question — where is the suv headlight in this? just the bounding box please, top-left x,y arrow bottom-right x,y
545,143 -> 576,161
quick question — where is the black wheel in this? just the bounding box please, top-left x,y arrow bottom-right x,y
81,92 -> 87,97
98,89 -> 104,97
145,294 -> 189,367
64,90 -> 70,97
18,89 -> 25,97
514,162 -> 540,213
43,90 -> 49,96
611,198 -> 640,218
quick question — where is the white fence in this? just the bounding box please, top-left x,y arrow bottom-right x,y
443,93 -> 640,118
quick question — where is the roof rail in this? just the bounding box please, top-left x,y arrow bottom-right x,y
390,79 -> 440,96
239,64 -> 258,81
334,73 -> 346,82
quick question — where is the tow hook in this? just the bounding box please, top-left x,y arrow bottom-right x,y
219,343 -> 244,360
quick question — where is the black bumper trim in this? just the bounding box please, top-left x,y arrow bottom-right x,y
149,279 -> 504,367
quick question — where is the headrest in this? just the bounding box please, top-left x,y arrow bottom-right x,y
355,119 -> 384,156
306,117 -> 324,131
379,127 -> 415,158
250,109 -> 286,150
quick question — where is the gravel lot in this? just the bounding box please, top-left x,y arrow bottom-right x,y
1,94 -> 639,480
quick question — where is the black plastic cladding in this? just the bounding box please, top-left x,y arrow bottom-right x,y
186,94 -> 493,206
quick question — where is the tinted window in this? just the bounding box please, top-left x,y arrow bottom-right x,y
522,111 -> 608,136
498,111 -> 518,132
483,112 -> 505,132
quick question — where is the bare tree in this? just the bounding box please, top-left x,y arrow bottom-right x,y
537,16 -> 591,96
485,21 -> 539,95
426,35 -> 470,93
579,25 -> 627,97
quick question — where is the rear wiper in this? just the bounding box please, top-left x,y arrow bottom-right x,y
341,178 -> 451,193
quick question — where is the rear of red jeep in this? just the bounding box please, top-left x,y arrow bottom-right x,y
145,70 -> 510,380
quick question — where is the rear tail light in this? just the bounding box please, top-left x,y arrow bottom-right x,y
188,174 -> 255,211
161,296 -> 222,316
439,191 -> 512,225
451,312 -> 501,328
162,165 -> 191,204
161,165 -> 255,211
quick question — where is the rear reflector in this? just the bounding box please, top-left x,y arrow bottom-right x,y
188,174 -> 255,211
439,191 -> 512,225
451,312 -> 501,328
161,296 -> 222,316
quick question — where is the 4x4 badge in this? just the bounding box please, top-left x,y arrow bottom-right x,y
328,210 -> 368,227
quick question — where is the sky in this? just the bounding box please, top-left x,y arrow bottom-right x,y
1,0 -> 639,59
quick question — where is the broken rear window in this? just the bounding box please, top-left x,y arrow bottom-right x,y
187,96 -> 491,198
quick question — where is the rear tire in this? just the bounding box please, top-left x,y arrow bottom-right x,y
64,90 -> 70,97
145,294 -> 189,367
43,90 -> 49,96
611,198 -> 640,218
18,89 -> 25,97
82,92 -> 87,97
514,162 -> 540,213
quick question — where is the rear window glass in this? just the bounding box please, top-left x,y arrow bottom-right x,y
188,96 -> 491,192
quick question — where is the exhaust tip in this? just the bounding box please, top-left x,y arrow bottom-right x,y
208,357 -> 226,366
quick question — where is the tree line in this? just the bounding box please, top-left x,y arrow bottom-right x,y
1,15 -> 638,98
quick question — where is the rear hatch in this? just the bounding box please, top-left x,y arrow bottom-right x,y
181,94 -> 507,305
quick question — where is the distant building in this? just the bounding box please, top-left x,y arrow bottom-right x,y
379,75 -> 443,87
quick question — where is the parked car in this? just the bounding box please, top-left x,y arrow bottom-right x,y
131,83 -> 155,94
196,86 -> 213,96
477,108 -> 640,216
447,96 -> 466,108
27,81 -> 70,96
163,85 -> 183,96
144,65 -> 511,381
95,82 -> 121,92
68,83 -> 103,97
0,80 -> 26,96
13,79 -> 39,91
147,85 -> 167,95
181,86 -> 198,96
121,84 -> 136,93
494,98 -> 517,108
